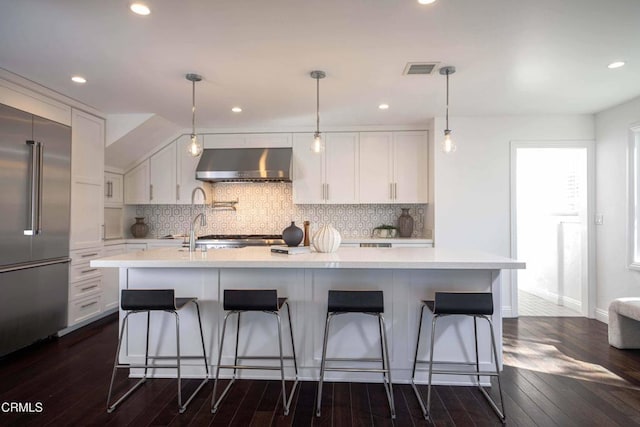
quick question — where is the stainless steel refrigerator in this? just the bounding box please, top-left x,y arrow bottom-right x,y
0,103 -> 71,357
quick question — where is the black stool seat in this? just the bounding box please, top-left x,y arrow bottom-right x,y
424,292 -> 494,315
121,289 -> 196,311
223,289 -> 286,311
328,290 -> 384,313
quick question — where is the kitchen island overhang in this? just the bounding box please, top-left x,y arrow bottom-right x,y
92,246 -> 524,385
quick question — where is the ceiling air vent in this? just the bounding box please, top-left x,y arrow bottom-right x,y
403,62 -> 438,75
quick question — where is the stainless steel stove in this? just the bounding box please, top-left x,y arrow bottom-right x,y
195,234 -> 285,249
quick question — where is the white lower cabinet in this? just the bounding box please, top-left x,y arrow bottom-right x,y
68,247 -> 105,326
102,244 -> 126,311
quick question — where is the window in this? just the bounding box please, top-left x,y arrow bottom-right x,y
629,125 -> 640,270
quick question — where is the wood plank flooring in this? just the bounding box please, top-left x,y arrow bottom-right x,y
1,314 -> 640,426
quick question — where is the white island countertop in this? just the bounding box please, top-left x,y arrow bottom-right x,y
91,246 -> 524,270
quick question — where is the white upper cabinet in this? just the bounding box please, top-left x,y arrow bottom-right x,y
124,160 -> 150,204
204,133 -> 292,148
359,132 -> 394,203
293,133 -> 359,204
358,131 -> 428,203
70,109 -> 105,249
72,109 -> 104,185
393,131 -> 428,203
176,135 -> 210,204
149,142 -> 177,204
104,172 -> 123,206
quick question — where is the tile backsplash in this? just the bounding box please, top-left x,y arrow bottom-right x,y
127,182 -> 429,239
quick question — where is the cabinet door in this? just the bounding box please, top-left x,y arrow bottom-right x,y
149,142 -> 177,204
124,160 -> 150,204
359,132 -> 393,203
70,181 -> 104,249
177,135 -> 210,204
292,133 -> 324,203
102,244 -> 126,311
393,131 -> 428,203
104,172 -> 123,205
325,133 -> 359,203
71,109 -> 104,185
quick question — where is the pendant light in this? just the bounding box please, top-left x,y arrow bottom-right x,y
439,66 -> 456,154
186,73 -> 203,157
310,70 -> 326,153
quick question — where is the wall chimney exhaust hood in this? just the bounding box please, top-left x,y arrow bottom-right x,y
195,147 -> 292,182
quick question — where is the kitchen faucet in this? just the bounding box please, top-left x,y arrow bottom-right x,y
189,187 -> 208,252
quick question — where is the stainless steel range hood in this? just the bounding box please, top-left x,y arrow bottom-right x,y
195,147 -> 292,182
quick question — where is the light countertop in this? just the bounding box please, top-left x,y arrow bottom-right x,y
91,246 -> 524,270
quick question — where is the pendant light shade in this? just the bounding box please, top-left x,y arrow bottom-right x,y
310,70 -> 326,153
186,73 -> 203,157
439,66 -> 456,154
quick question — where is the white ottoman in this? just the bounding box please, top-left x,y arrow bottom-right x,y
608,298 -> 640,349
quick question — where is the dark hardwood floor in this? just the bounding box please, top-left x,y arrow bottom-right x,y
1,314 -> 640,426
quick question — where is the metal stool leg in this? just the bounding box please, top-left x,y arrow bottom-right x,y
410,304 -> 428,418
480,316 -> 506,423
211,311 -> 234,413
426,314 -> 439,419
174,311 -> 185,412
378,314 -> 396,419
194,301 -> 209,377
275,313 -> 290,415
316,313 -> 332,417
285,301 -> 299,378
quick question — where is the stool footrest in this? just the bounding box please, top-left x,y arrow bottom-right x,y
235,355 -> 296,360
323,367 -> 390,373
325,357 -> 384,362
217,364 -> 297,371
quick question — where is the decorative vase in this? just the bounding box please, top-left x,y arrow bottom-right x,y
397,208 -> 414,237
130,217 -> 149,238
312,224 -> 342,253
282,221 -> 304,247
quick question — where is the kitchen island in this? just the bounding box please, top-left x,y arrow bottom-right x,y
92,246 -> 524,384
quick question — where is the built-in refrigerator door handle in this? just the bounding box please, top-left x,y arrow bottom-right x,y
35,142 -> 43,234
24,140 -> 41,236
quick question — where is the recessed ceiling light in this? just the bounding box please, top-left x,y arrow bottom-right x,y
130,2 -> 150,15
378,104 -> 390,110
417,0 -> 437,4
608,61 -> 625,69
71,76 -> 87,84
231,107 -> 242,113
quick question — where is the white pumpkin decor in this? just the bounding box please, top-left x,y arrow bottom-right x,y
312,224 -> 342,253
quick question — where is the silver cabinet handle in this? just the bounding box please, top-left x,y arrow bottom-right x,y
176,184 -> 180,201
108,181 -> 113,198
326,183 -> 329,200
81,252 -> 98,258
80,301 -> 98,309
81,268 -> 98,274
149,184 -> 153,201
389,183 -> 393,200
321,183 -> 325,201
102,224 -> 106,240
80,284 -> 98,291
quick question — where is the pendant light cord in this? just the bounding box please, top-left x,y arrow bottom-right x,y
191,79 -> 196,136
316,76 -> 320,134
445,70 -> 450,131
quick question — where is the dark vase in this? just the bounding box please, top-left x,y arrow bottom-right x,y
130,217 -> 149,238
282,221 -> 303,247
397,208 -> 414,238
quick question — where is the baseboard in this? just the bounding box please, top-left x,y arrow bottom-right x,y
520,287 -> 582,312
58,308 -> 118,337
595,308 -> 609,324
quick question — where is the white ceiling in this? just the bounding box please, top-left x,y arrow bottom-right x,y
1,0 -> 639,130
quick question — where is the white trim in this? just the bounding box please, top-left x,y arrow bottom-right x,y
509,140 -> 596,318
627,124 -> 640,269
57,307 -> 118,336
595,308 -> 609,324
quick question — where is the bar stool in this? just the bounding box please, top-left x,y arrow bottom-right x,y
411,292 -> 506,423
106,289 -> 209,414
316,290 -> 395,419
211,289 -> 299,415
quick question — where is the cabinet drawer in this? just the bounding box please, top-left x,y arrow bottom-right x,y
70,277 -> 102,300
70,260 -> 102,283
68,294 -> 102,325
70,248 -> 103,265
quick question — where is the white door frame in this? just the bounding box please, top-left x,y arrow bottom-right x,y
509,140 -> 596,318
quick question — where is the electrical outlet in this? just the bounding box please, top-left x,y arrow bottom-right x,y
595,214 -> 604,225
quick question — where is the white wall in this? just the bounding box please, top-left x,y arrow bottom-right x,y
595,96 -> 640,320
432,115 -> 595,316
